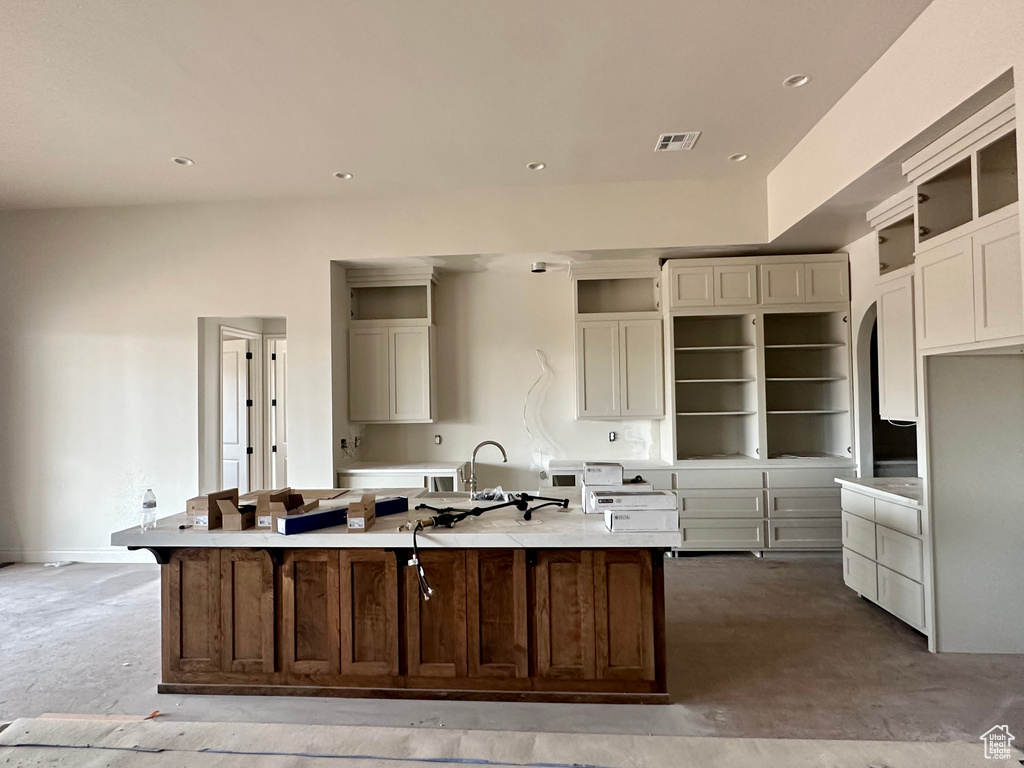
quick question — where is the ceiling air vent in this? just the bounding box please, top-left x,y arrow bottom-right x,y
655,132 -> 701,152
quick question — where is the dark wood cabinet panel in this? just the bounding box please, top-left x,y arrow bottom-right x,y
466,549 -> 528,678
339,550 -> 400,676
220,549 -> 275,674
280,549 -> 340,675
594,550 -> 655,681
405,549 -> 467,677
166,548 -> 222,673
534,550 -> 596,680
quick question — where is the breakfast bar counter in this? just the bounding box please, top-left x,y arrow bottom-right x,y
111,489 -> 677,703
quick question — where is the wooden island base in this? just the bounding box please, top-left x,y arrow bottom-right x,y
152,546 -> 668,704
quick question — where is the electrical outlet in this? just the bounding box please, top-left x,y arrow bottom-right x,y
608,431 -> 617,442
434,435 -> 442,445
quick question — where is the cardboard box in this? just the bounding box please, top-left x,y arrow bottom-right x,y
347,493 -> 376,532
195,488 -> 237,530
582,483 -> 652,513
222,503 -> 257,531
275,495 -> 409,536
583,462 -> 623,485
588,490 -> 678,511
604,507 -> 678,532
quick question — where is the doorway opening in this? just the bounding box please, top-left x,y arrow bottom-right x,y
198,317 -> 287,494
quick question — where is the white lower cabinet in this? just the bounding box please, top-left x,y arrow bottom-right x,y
767,518 -> 841,548
678,518 -> 765,550
839,483 -> 927,634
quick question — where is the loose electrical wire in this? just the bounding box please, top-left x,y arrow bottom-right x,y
523,349 -> 552,474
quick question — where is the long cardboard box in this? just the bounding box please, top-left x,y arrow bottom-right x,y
587,489 -> 678,511
581,483 -> 653,513
275,495 -> 409,535
604,507 -> 678,532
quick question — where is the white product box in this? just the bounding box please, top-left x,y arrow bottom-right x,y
604,507 -> 679,532
588,489 -> 678,511
583,462 -> 623,486
582,483 -> 653,513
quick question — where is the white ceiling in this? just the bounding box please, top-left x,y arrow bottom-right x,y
2,0 -> 932,211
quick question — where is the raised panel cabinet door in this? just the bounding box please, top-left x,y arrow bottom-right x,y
166,549 -> 222,674
668,265 -> 714,307
405,550 -> 468,678
534,550 -> 596,680
220,549 -> 275,674
619,319 -> 664,417
576,320 -> 620,418
466,550 -> 528,679
349,327 -> 390,422
280,549 -> 341,675
759,263 -> 804,304
973,216 -> 1023,342
713,265 -> 758,305
339,550 -> 399,676
805,261 -> 850,303
916,237 -> 975,349
878,275 -> 917,421
389,326 -> 432,421
593,551 -> 655,681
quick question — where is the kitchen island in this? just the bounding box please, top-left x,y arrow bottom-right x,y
111,490 -> 678,703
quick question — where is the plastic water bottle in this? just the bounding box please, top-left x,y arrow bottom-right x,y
140,489 -> 157,532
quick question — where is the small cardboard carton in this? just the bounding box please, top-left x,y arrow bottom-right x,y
347,493 -> 376,532
255,488 -> 319,530
195,488 -> 238,530
583,462 -> 624,486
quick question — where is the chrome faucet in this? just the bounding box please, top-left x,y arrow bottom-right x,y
469,440 -> 508,499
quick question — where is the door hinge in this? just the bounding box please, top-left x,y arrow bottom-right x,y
245,351 -> 253,360
271,399 -> 276,407
272,445 -> 277,453
246,399 -> 253,407
246,446 -> 254,455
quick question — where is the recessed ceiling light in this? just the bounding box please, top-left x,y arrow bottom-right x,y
172,157 -> 194,166
334,171 -> 353,180
728,153 -> 749,163
526,162 -> 546,171
783,74 -> 811,88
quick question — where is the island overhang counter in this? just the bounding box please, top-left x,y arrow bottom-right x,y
111,490 -> 678,703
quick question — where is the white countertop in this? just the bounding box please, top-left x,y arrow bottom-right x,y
111,488 -> 680,550
835,476 -> 923,507
337,461 -> 467,474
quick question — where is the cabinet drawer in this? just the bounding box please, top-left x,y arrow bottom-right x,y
767,488 -> 841,518
874,499 -> 921,535
677,490 -> 762,519
843,548 -> 877,600
767,518 -> 841,548
875,526 -> 923,582
674,469 -> 764,489
678,519 -> 765,550
877,565 -> 926,630
767,468 -> 855,488
841,511 -> 875,559
840,489 -> 875,521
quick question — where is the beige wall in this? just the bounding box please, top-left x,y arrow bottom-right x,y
0,179 -> 762,561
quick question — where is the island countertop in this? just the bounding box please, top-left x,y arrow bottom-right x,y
110,488 -> 681,550
835,476 -> 923,507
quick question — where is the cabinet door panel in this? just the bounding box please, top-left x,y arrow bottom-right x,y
467,550 -> 528,678
767,488 -> 841,518
349,328 -> 390,422
878,565 -> 926,629
221,549 -> 275,674
281,550 -> 340,675
576,321 -> 620,418
878,275 -> 917,420
390,326 -> 431,421
973,216 -> 1023,341
805,262 -> 849,302
842,511 -> 875,559
678,519 -> 765,549
405,550 -> 467,677
713,265 -> 758,305
167,549 -> 222,674
876,525 -> 923,582
843,548 -> 877,600
619,319 -> 663,417
534,550 -> 596,679
917,237 -> 975,349
676,489 -> 762,519
767,518 -> 841,548
760,263 -> 804,304
669,266 -> 714,307
594,551 -> 655,681
340,550 -> 399,676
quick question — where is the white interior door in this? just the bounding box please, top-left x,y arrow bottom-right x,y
222,338 -> 250,492
269,338 -> 288,487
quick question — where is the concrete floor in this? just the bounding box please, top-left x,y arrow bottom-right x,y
1,555 -> 1021,741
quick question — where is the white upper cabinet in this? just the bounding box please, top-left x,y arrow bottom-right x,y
916,235 -> 976,350
713,265 -> 758,305
349,327 -> 390,422
877,275 -> 917,421
668,266 -> 714,307
619,319 -> 664,417
760,263 -> 804,305
973,216 -> 1023,342
576,320 -> 620,419
805,261 -> 850,303
389,326 -> 433,422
